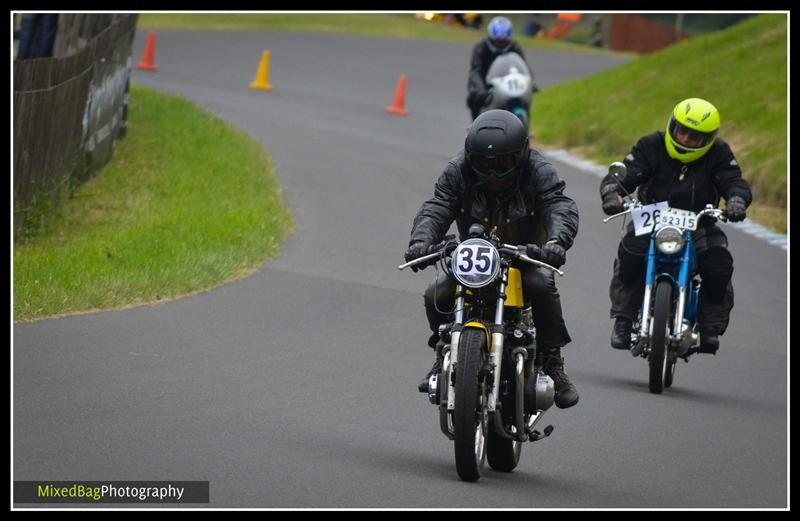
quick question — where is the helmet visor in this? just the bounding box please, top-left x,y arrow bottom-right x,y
669,119 -> 717,150
469,153 -> 518,177
489,37 -> 510,49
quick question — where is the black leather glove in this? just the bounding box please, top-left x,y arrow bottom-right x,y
405,241 -> 431,272
540,241 -> 566,269
600,184 -> 625,216
526,243 -> 541,260
725,195 -> 747,222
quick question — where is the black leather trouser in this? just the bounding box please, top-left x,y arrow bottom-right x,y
609,224 -> 734,335
423,266 -> 572,351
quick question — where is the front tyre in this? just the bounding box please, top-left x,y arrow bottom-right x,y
453,328 -> 490,482
649,280 -> 672,394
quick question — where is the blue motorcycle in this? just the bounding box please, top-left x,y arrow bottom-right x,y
604,162 -> 729,394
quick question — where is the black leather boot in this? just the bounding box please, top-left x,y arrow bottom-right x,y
610,317 -> 632,350
698,332 -> 719,354
418,357 -> 442,393
418,333 -> 443,393
542,351 -> 579,409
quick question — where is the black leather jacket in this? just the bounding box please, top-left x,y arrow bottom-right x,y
600,131 -> 752,219
409,149 -> 579,250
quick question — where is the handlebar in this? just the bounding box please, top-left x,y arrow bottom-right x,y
602,209 -> 631,223
397,237 -> 457,271
397,238 -> 564,277
698,207 -> 728,222
602,202 -> 729,224
397,250 -> 443,271
602,198 -> 639,223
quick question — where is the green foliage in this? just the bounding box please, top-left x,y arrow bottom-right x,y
534,14 -> 787,233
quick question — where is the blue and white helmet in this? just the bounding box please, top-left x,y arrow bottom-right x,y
487,16 -> 513,50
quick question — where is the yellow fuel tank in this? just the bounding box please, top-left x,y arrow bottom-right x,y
505,267 -> 524,308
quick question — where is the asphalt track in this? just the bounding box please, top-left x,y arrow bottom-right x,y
13,29 -> 787,508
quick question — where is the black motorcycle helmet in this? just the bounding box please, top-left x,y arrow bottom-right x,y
465,109 -> 530,192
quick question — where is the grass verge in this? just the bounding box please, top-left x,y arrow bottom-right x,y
14,85 -> 293,322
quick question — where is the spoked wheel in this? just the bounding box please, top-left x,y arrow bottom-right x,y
453,328 -> 490,482
487,428 -> 522,472
487,354 -> 523,472
649,280 -> 673,394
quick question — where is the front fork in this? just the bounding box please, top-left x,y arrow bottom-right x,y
673,238 -> 699,353
443,287 -> 465,421
636,234 -> 697,356
439,285 -> 463,439
487,273 -> 507,415
635,241 -> 658,353
442,269 -> 530,442
444,280 -> 508,415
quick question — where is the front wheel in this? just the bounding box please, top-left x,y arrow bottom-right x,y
453,328 -> 490,482
649,280 -> 673,394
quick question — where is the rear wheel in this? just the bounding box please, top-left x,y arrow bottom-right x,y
439,351 -> 454,439
487,428 -> 522,472
649,280 -> 673,394
487,354 -> 523,472
453,328 -> 490,482
664,357 -> 676,388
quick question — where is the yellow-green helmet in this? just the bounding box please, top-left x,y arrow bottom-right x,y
665,98 -> 720,163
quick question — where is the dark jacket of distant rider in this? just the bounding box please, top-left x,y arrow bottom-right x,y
467,16 -> 530,120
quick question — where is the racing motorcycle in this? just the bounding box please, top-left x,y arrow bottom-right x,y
481,52 -> 538,130
603,162 -> 729,394
398,224 -> 561,482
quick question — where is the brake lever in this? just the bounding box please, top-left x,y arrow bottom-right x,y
397,251 -> 441,271
500,244 -> 564,277
398,235 -> 459,271
518,254 -> 565,277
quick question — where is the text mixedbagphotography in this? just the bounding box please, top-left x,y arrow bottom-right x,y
15,481 -> 209,504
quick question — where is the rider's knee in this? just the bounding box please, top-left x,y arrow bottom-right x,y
424,278 -> 455,311
523,269 -> 559,305
698,247 -> 734,285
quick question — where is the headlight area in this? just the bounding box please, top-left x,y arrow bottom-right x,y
655,226 -> 685,255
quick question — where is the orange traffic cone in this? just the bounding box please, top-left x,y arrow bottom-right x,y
385,74 -> 409,116
249,51 -> 273,91
136,32 -> 158,72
